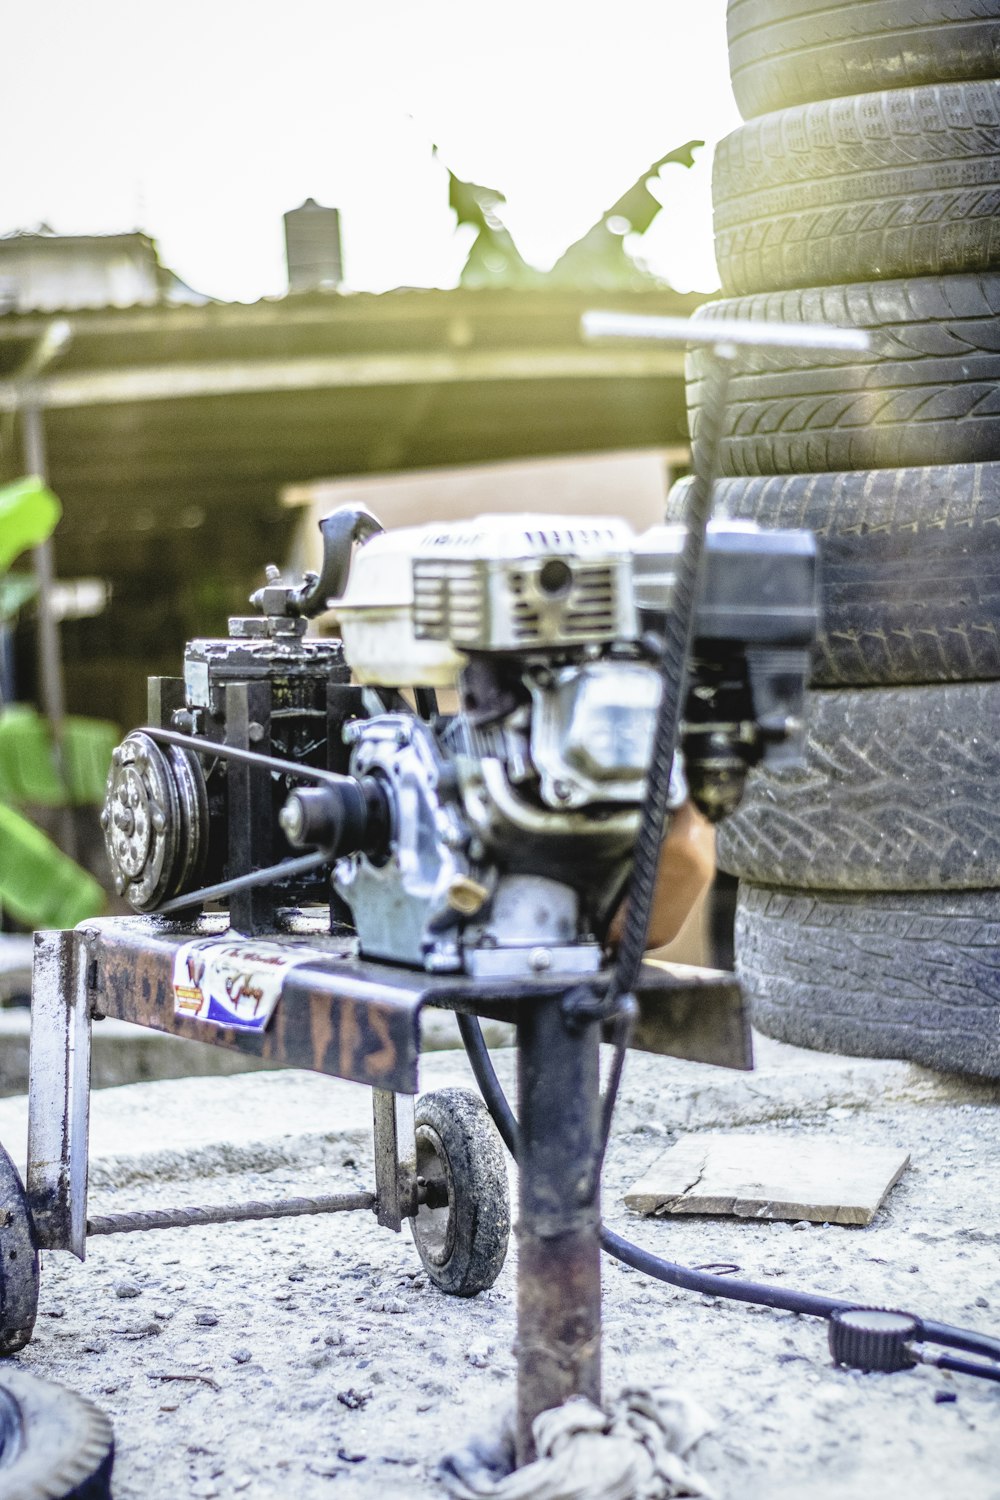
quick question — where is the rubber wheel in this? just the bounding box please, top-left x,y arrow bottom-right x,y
727,0 -> 1000,119
713,82 -> 1000,295
668,465 -> 1000,687
736,882 -> 1000,1079
410,1088 -> 510,1298
0,1142 -> 38,1356
687,275 -> 1000,476
0,1368 -> 114,1498
716,680 -> 1000,891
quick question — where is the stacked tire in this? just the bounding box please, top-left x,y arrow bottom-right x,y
682,0 -> 1000,1079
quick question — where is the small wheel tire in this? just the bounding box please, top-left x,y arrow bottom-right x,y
0,1141 -> 38,1355
0,1369 -> 114,1498
410,1087 -> 510,1298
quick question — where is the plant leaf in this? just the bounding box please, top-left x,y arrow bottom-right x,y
0,706 -> 119,806
0,477 -> 62,571
0,803 -> 105,928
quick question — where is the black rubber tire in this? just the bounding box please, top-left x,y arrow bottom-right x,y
736,882 -> 1000,1079
716,680 -> 1000,891
410,1087 -> 510,1298
669,465 -> 1000,687
713,82 -> 1000,295
687,275 -> 1000,476
727,0 -> 1000,119
0,1141 -> 38,1356
0,1369 -> 114,1498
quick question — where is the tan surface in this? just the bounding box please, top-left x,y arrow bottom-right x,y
283,447 -> 689,579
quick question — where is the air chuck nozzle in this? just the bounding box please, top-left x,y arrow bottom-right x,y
279,778 -> 389,860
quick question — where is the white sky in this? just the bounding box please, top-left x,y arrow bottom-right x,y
4,1 -> 741,302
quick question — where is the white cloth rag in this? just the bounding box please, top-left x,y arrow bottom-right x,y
437,1386 -> 717,1500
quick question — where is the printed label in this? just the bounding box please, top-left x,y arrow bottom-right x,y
173,938 -> 322,1030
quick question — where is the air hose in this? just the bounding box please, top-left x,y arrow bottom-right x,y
456,1012 -> 1000,1383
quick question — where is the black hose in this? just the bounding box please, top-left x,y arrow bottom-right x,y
456,1011 -> 1000,1372
927,1354 -> 1000,1383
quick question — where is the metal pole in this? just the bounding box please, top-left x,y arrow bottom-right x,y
22,400 -> 76,859
515,995 -> 603,1465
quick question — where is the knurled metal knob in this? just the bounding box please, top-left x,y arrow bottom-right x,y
829,1308 -> 919,1373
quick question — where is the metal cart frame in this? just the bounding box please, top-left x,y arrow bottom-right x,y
27,917 -> 747,1464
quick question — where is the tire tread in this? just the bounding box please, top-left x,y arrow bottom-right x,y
728,0 -> 1000,117
736,882 -> 1000,1078
714,83 -> 1000,293
716,681 -> 1000,889
687,275 -> 1000,476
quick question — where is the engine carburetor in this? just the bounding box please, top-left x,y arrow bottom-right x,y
103,506 -> 817,976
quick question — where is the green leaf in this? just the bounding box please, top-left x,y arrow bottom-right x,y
549,139 -> 706,288
602,140 -> 704,234
0,706 -> 119,806
0,803 -> 105,928
0,478 -> 62,571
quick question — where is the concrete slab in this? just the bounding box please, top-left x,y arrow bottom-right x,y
16,1033 -> 1000,1500
0,1030 -> 992,1194
0,1069 -> 376,1190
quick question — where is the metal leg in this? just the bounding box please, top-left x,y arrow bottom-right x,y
515,995 -> 602,1465
372,1089 -> 417,1231
27,929 -> 93,1260
226,680 -> 274,936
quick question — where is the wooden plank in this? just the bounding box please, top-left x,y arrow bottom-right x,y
624,1132 -> 910,1227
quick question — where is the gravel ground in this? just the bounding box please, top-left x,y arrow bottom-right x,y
8,1047 -> 1000,1500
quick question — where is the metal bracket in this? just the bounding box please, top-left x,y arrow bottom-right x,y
372,1089 -> 417,1232
26,928 -> 93,1260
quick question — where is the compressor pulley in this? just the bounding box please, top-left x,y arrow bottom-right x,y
101,732 -> 208,910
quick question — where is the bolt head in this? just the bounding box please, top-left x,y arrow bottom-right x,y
529,947 -> 552,973
278,796 -> 305,844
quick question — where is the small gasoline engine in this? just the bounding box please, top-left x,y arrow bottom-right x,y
102,506 -> 816,973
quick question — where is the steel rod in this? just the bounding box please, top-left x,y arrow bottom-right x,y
23,402 -> 77,860
86,1191 -> 377,1236
581,309 -> 871,353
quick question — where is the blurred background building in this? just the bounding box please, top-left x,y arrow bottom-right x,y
2,201 -> 701,729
